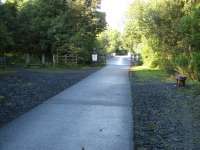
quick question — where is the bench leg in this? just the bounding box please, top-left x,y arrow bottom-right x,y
182,80 -> 186,87
176,79 -> 180,87
177,80 -> 186,87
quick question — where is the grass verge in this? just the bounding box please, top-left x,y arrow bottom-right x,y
130,65 -> 200,149
0,68 -> 16,75
26,64 -> 104,73
0,63 -> 105,74
131,66 -> 170,82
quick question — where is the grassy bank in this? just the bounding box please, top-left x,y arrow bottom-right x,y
0,68 -> 16,75
0,63 -> 104,74
130,66 -> 200,149
130,66 -> 170,82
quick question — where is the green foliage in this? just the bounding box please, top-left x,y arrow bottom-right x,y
97,28 -> 122,53
174,53 -> 190,72
124,0 -> 200,81
0,0 -> 106,64
190,52 -> 200,80
140,37 -> 159,67
122,20 -> 141,52
0,2 -> 17,51
179,5 -> 200,51
131,66 -> 169,82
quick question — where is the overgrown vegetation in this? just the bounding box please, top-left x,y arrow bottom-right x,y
96,28 -> 123,54
132,66 -> 169,82
124,0 -> 200,81
0,0 -> 106,65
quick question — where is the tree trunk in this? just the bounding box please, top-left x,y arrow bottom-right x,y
42,54 -> 45,65
53,54 -> 56,66
25,53 -> 30,65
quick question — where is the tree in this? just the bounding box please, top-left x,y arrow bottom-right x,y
97,28 -> 122,54
124,0 -> 200,80
0,1 -> 18,52
15,0 -> 106,64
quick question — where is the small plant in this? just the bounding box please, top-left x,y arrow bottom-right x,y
0,96 -> 5,103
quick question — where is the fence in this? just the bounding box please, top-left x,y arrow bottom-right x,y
55,54 -> 78,64
0,56 -> 7,67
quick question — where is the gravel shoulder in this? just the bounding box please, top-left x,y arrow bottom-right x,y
130,67 -> 200,150
0,67 -> 99,127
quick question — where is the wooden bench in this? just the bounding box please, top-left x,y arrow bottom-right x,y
176,75 -> 187,87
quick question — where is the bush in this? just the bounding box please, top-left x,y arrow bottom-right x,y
141,42 -> 159,67
173,53 -> 190,75
191,52 -> 200,81
160,57 -> 175,74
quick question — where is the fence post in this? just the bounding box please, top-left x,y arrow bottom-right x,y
56,54 -> 59,64
53,54 -> 56,66
25,53 -> 30,65
42,54 -> 45,65
65,55 -> 67,64
76,56 -> 78,64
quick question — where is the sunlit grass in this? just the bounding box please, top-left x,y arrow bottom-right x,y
0,68 -> 16,75
26,64 -> 103,73
131,65 -> 200,95
131,66 -> 172,82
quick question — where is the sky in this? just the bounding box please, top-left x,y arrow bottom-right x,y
100,0 -> 133,32
1,0 -> 133,31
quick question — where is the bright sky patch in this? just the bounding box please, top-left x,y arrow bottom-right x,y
100,0 -> 133,32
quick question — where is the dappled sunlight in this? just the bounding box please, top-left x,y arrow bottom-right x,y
132,65 -> 159,71
131,66 -> 172,82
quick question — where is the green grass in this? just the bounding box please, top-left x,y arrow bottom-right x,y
0,96 -> 6,104
26,64 -> 103,73
0,63 -> 104,74
0,68 -> 16,75
176,81 -> 200,96
131,66 -> 171,82
131,66 -> 200,95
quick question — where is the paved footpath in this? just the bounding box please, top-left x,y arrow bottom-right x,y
0,56 -> 133,150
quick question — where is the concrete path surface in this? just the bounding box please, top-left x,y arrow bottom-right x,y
0,56 -> 133,150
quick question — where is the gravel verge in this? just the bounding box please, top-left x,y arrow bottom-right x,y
0,68 -> 99,127
131,73 -> 200,150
